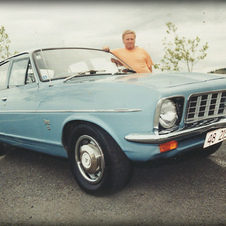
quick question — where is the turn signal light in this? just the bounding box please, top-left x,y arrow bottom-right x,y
159,140 -> 178,153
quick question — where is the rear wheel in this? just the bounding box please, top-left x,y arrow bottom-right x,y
68,124 -> 132,195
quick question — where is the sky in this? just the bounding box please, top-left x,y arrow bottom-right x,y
0,0 -> 226,73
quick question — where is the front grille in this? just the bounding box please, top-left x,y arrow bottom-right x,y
185,90 -> 226,123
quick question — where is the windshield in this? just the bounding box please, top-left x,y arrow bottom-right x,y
33,48 -> 134,81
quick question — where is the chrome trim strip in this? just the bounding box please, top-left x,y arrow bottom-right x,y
0,109 -> 142,114
125,118 -> 226,144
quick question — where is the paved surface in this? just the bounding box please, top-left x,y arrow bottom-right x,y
0,142 -> 225,225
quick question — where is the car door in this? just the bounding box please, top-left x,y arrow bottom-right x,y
0,54 -> 39,145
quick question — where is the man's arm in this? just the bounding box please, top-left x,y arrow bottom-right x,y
149,65 -> 153,73
102,46 -> 110,52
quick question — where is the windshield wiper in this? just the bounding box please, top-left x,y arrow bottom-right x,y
64,70 -> 106,82
113,68 -> 137,75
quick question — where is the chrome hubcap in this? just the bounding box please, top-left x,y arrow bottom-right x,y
81,151 -> 91,170
75,135 -> 105,184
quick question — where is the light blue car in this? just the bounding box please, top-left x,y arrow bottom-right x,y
0,47 -> 225,195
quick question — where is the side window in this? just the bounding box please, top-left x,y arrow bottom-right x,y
9,58 -> 35,88
0,62 -> 10,90
25,61 -> 36,84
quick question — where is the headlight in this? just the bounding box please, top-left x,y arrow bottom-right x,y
159,100 -> 178,129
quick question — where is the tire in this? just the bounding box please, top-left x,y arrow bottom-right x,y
198,142 -> 222,157
68,124 -> 132,195
0,143 -> 7,156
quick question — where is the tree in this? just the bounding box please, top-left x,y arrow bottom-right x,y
155,22 -> 209,72
0,25 -> 14,60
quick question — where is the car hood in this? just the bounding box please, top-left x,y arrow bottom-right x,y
44,71 -> 226,112
112,72 -> 226,89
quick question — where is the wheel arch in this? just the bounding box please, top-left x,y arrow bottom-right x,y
62,119 -> 120,154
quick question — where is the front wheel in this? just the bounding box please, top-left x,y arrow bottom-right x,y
198,142 -> 222,157
68,124 -> 132,195
0,143 -> 7,156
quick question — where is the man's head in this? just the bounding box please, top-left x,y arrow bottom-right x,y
122,30 -> 136,50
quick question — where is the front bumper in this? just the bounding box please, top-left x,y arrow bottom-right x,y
125,118 -> 226,144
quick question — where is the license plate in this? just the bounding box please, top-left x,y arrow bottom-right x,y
203,128 -> 226,148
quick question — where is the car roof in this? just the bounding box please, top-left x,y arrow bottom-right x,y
0,47 -> 105,64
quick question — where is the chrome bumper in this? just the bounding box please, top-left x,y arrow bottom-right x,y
125,118 -> 226,144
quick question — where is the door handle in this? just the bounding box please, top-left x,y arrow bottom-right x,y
2,97 -> 7,101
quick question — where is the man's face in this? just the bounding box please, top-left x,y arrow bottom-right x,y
123,34 -> 135,50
